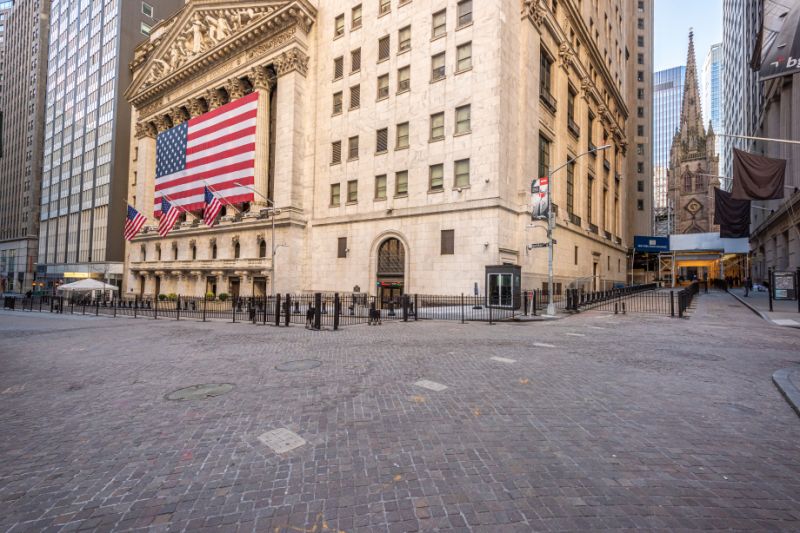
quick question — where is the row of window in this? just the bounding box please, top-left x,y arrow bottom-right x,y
331,105 -> 471,164
141,239 -> 269,262
330,159 -> 471,206
334,0 -> 472,39
336,230 -> 455,260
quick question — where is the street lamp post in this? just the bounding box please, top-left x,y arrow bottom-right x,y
233,182 -> 278,297
539,144 -> 611,316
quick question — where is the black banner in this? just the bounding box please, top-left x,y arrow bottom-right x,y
714,188 -> 750,239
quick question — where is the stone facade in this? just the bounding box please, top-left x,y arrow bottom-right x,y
668,32 -> 720,235
124,0 -> 648,299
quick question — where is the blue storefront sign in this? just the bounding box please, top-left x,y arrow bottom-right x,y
634,236 -> 670,253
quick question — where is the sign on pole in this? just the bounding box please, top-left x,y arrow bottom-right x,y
530,176 -> 549,219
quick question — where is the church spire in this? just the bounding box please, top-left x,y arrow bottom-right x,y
679,30 -> 706,144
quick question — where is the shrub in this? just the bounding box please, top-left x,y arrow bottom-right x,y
167,293 -> 178,301
158,293 -> 167,301
205,292 -> 215,300
218,293 -> 229,302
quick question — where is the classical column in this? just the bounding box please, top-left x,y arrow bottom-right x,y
205,88 -> 225,111
170,107 -> 189,126
187,98 -> 207,118
134,121 -> 158,224
226,77 -> 248,100
248,65 -> 275,207
272,48 -> 309,209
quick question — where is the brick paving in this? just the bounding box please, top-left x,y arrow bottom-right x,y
1,291 -> 799,532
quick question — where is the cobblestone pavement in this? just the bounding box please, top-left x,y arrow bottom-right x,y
1,291 -> 799,532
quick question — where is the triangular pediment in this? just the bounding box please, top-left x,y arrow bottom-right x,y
126,0 -> 315,104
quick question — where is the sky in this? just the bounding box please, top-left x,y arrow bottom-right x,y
654,0 -> 724,72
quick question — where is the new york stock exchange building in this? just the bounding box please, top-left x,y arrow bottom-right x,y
124,0 -> 634,304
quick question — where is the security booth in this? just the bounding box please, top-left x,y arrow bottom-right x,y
485,265 -> 522,310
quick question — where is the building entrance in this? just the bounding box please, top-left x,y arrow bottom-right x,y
376,238 -> 405,309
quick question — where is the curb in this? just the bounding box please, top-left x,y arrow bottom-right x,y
728,291 -> 774,324
773,367 -> 800,418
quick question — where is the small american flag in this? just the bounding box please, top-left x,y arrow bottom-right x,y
154,92 -> 258,215
124,205 -> 146,241
204,186 -> 223,227
158,198 -> 181,237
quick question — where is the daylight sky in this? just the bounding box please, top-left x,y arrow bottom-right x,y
654,0 -> 724,72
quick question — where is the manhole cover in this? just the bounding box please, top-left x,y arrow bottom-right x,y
165,383 -> 234,401
275,359 -> 322,372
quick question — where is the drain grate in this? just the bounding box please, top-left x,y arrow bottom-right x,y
258,428 -> 306,453
165,383 -> 234,401
275,359 -> 322,372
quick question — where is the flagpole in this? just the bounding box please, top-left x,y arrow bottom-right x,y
717,133 -> 800,146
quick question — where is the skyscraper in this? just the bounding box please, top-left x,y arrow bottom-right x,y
722,0 -> 762,179
37,0 -> 181,292
652,65 -> 685,224
0,0 -> 49,294
701,43 -> 724,166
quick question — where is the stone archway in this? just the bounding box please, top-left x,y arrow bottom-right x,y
376,237 -> 405,308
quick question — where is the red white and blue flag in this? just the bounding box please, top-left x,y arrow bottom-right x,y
203,186 -> 223,227
124,204 -> 146,241
158,198 -> 181,237
153,92 -> 258,215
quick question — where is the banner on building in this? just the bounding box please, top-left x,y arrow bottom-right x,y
633,236 -> 670,253
731,149 -> 786,201
713,188 -> 750,239
531,176 -> 549,219
756,0 -> 800,81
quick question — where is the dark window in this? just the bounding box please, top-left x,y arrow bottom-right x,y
378,238 -> 405,275
637,88 -> 645,99
637,180 -> 644,192
331,140 -> 342,164
637,53 -> 643,65
637,199 -> 644,210
637,35 -> 644,47
538,134 -> 551,181
211,243 -> 217,259
259,240 -> 266,258
637,161 -> 644,173
566,161 -> 575,215
441,229 -> 454,255
234,242 -> 240,259
350,85 -> 361,109
587,176 -> 594,223
191,245 -> 196,260
684,174 -> 692,192
540,48 -> 554,107
637,125 -> 644,136
351,48 -> 361,72
334,56 -> 344,79
376,127 -> 388,153
338,237 -> 347,258
378,35 -> 390,61
574,245 -> 578,265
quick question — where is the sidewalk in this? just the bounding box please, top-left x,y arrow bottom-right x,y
729,287 -> 800,328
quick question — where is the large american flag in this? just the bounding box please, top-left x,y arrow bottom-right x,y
154,92 -> 258,215
158,198 -> 181,237
124,205 -> 146,241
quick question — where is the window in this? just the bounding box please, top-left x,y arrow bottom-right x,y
637,161 -> 644,173
567,87 -> 578,136
338,237 -> 348,258
397,66 -> 410,92
637,70 -> 644,82
684,174 -> 692,192
258,240 -> 266,258
538,134 -> 550,182
637,180 -> 644,192
351,48 -> 361,72
638,18 -> 644,30
157,246 -> 162,261
441,230 -> 455,255
637,125 -> 644,136
332,92 -> 343,115
234,242 -> 241,259
375,175 -> 387,199
457,0 -> 472,27
574,245 -> 579,265
396,122 -> 409,149
141,2 -> 153,17
454,159 -> 470,188
331,141 -> 342,164
637,88 -> 645,99
637,106 -> 644,118
430,112 -> 445,140
334,14 -> 345,37
330,183 -> 341,206
376,128 -> 389,153
348,136 -> 359,160
429,164 -> 444,191
566,161 -> 575,215
432,9 -> 446,38
378,35 -> 390,62
395,171 -> 408,196
379,0 -> 391,16
352,4 -> 362,29
637,143 -> 645,156
211,243 -> 218,259
140,22 -> 151,36
347,180 -> 358,203
334,56 -> 344,79
350,85 -> 361,109
540,48 -> 554,108
637,35 -> 644,47
377,74 -> 389,99
431,52 -> 446,81
637,199 -> 644,211
587,176 -> 594,223
456,42 -> 472,72
455,104 -> 471,134
398,26 -> 411,52
192,245 -> 197,260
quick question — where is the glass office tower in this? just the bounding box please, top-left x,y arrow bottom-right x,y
653,66 -> 686,211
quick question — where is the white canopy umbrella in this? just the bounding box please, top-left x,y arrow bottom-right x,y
56,279 -> 118,292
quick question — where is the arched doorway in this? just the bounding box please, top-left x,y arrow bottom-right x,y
377,238 -> 405,308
